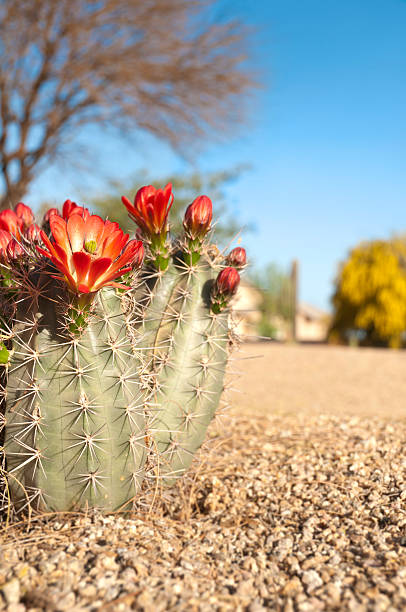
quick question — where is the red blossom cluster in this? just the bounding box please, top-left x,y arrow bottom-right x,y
0,182 -> 246,306
0,202 -> 40,261
0,199 -> 144,295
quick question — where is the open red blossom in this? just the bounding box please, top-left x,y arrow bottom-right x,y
183,196 -> 212,239
62,199 -> 90,221
0,230 -> 12,261
38,214 -> 144,294
15,202 -> 34,230
121,183 -> 174,237
0,209 -> 22,238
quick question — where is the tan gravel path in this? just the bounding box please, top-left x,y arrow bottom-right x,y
1,343 -> 406,611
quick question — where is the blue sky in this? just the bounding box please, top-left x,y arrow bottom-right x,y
27,0 -> 406,310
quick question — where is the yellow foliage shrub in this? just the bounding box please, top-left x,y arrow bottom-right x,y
330,239 -> 406,348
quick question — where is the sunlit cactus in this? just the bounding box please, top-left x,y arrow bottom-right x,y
136,257 -> 232,485
5,281 -> 147,512
0,188 -> 245,514
128,190 -> 241,485
1,206 -> 147,512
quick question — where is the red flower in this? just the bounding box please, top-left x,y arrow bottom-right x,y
215,267 -> 240,296
211,267 -> 240,313
0,230 -> 12,261
7,238 -> 25,261
211,267 -> 240,314
183,196 -> 212,239
226,247 -> 247,269
14,202 -> 34,230
38,214 -> 144,294
62,199 -> 90,221
25,223 -> 42,244
0,209 -> 22,238
43,208 -> 60,223
121,183 -> 174,237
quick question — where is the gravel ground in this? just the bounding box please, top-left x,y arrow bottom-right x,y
1,343 -> 406,611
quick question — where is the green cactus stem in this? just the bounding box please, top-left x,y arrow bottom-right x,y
0,342 -> 9,364
183,237 -> 204,267
149,234 -> 171,271
138,255 -> 230,484
4,274 -> 146,513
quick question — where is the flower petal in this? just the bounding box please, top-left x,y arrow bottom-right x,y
91,266 -> 132,291
84,215 -> 105,245
72,251 -> 91,285
53,242 -> 70,268
101,230 -> 128,260
67,215 -> 85,252
87,257 -> 112,291
121,196 -> 134,215
50,215 -> 71,255
112,239 -> 143,270
39,230 -> 59,260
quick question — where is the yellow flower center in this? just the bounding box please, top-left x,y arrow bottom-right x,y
84,239 -> 97,254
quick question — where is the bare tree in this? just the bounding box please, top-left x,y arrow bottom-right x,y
0,0 -> 255,208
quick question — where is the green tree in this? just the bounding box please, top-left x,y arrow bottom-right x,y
330,239 -> 406,348
250,263 -> 294,338
91,166 -> 251,243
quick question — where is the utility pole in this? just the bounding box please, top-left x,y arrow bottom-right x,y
291,260 -> 298,342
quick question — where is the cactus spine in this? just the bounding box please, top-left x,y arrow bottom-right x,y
4,275 -> 146,512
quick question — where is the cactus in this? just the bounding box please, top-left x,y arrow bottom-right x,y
137,256 -> 230,484
4,277 -> 146,512
0,187 -> 244,514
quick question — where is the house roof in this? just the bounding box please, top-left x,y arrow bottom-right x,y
297,302 -> 329,320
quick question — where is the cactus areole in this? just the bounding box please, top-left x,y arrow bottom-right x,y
0,192 -> 245,513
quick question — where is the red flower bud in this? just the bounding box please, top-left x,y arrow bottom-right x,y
0,229 -> 12,261
183,196 -> 212,240
14,202 -> 34,229
6,238 -> 24,261
226,247 -> 247,269
121,183 -> 174,238
0,209 -> 21,238
211,267 -> 240,314
215,267 -> 240,296
43,208 -> 60,223
127,239 -> 144,269
62,199 -> 90,221
25,223 -> 42,244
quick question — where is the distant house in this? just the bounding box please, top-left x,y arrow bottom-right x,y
232,279 -> 263,338
232,282 -> 330,342
295,302 -> 330,343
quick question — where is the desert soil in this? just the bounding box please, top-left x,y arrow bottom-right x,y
1,342 -> 406,611
231,341 -> 406,420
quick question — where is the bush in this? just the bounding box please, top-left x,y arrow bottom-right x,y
330,239 -> 406,348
